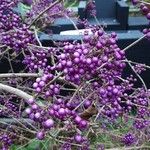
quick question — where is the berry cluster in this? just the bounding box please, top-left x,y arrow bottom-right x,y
61,134 -> 90,150
143,28 -> 150,41
0,97 -> 19,118
23,49 -> 48,72
131,0 -> 150,38
25,98 -> 54,140
133,63 -> 146,74
0,0 -> 150,149
25,0 -> 65,27
86,0 -> 96,16
32,74 -> 60,97
1,26 -> 149,148
48,99 -> 74,120
1,25 -> 35,52
131,0 -> 150,23
134,120 -> 149,129
0,133 -> 13,150
48,99 -> 88,129
56,29 -> 125,86
0,0 -> 22,32
99,84 -> 124,118
25,97 -> 89,141
122,133 -> 136,146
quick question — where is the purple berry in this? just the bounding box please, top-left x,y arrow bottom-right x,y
36,131 -> 45,140
74,135 -> 82,143
44,119 -> 54,128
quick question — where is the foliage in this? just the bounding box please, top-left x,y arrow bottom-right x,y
0,0 -> 150,150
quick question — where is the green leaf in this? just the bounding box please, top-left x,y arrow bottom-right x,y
26,140 -> 41,150
17,2 -> 31,17
10,139 -> 41,150
10,145 -> 27,150
36,100 -> 47,107
10,145 -> 18,150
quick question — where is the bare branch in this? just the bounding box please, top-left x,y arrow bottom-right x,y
0,73 -> 41,78
139,0 -> 150,5
123,35 -> 146,51
0,83 -> 33,100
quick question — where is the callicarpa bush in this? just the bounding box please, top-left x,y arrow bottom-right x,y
0,0 -> 150,149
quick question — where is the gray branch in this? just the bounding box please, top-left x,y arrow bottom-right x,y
0,83 -> 33,100
0,73 -> 40,78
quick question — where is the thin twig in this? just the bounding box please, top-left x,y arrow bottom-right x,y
28,43 -> 49,50
68,84 -> 83,103
123,35 -> 146,51
94,105 -> 105,122
139,0 -> 150,5
0,44 -> 7,48
58,77 -> 78,88
123,60 -> 150,70
65,14 -> 78,30
74,91 -> 95,111
126,59 -> 147,91
0,47 -> 10,56
7,52 -> 14,73
34,27 -> 42,46
0,128 -> 31,141
0,119 -> 35,134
